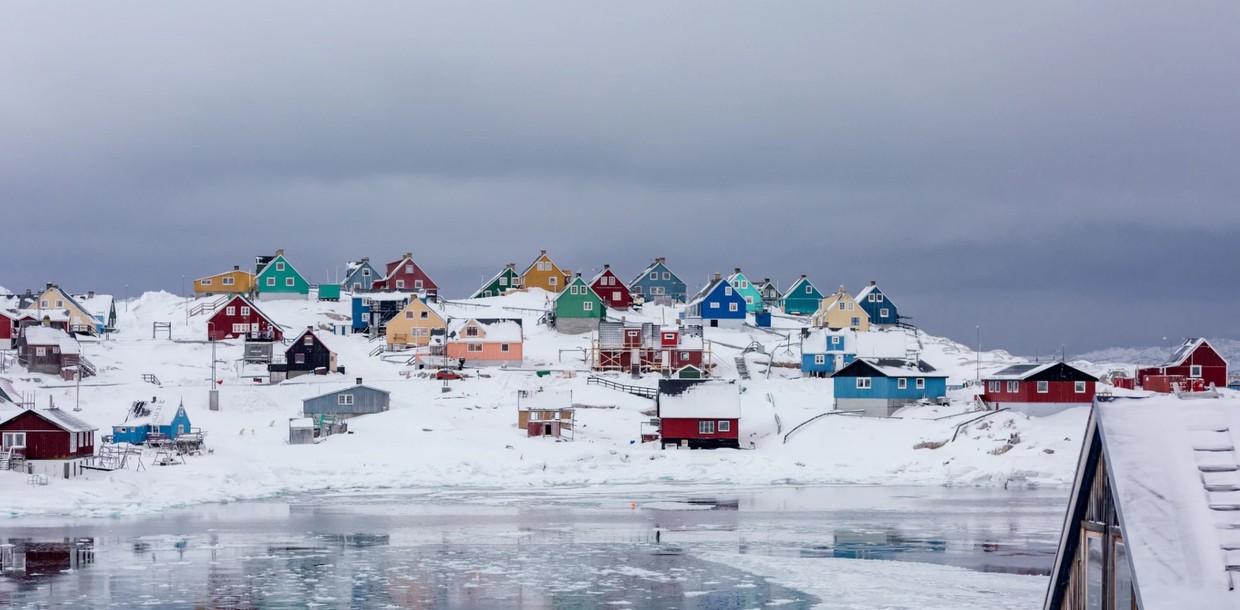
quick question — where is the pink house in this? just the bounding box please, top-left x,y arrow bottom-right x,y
442,318 -> 524,367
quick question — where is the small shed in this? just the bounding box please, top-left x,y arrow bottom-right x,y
675,365 -> 705,379
317,284 -> 341,301
302,379 -> 391,419
288,418 -> 316,445
517,390 -> 574,439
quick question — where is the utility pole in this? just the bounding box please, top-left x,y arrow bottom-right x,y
975,325 -> 981,385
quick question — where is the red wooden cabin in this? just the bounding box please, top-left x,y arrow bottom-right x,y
656,380 -> 740,449
0,310 -> 16,349
0,408 -> 97,478
981,361 -> 1098,416
207,295 -> 283,341
371,253 -> 439,297
589,265 -> 633,310
1137,338 -> 1228,391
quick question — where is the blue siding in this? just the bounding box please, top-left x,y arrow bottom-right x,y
342,261 -> 381,292
782,278 -> 824,315
833,376 -> 946,400
111,406 -> 193,444
690,282 -> 747,321
629,262 -> 688,303
802,354 -> 834,374
304,385 -> 391,416
858,286 -> 900,326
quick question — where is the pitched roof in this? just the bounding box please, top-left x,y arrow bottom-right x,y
123,400 -> 187,427
256,252 -> 306,281
1088,397 -> 1240,607
687,277 -> 729,309
470,266 -> 518,298
72,293 -> 114,318
19,407 -> 97,432
855,283 -> 881,302
658,382 -> 742,419
211,294 -> 281,328
834,357 -> 944,378
289,328 -> 338,354
447,318 -> 523,343
1162,338 -> 1228,367
987,361 -> 1098,382
16,308 -> 70,323
628,259 -> 680,286
41,286 -> 93,321
520,252 -> 563,278
306,384 -> 391,402
21,326 -> 81,354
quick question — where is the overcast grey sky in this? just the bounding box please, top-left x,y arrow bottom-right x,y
2,2 -> 1237,355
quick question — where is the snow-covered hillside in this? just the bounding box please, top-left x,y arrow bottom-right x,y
1075,339 -> 1240,369
0,291 -> 1114,518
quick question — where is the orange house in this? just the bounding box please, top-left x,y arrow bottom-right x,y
194,266 -> 256,296
443,318 -> 524,366
519,250 -> 571,294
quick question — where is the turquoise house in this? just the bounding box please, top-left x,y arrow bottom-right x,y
256,249 -> 310,300
112,400 -> 193,445
831,358 -> 947,417
782,275 -> 824,316
726,268 -> 765,313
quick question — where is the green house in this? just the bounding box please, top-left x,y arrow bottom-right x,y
726,268 -> 765,313
553,275 -> 605,334
471,264 -> 519,299
256,249 -> 310,300
781,275 -> 824,315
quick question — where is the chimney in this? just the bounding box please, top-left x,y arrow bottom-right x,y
713,273 -> 722,281
656,257 -> 665,264
307,326 -> 313,331
575,272 -> 582,278
506,263 -> 516,271
603,264 -> 610,270
540,249 -> 547,256
763,278 -> 770,284
46,282 -> 53,290
362,257 -> 369,263
356,377 -> 363,385
404,252 -> 412,259
234,265 -> 240,271
275,249 -> 284,256
88,290 -> 95,299
869,280 -> 877,286
734,267 -> 741,274
801,274 -> 807,279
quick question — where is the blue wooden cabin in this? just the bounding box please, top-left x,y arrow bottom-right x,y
628,258 -> 688,304
685,273 -> 748,328
800,330 -> 855,377
112,399 -> 193,444
831,358 -> 947,417
341,258 -> 381,293
855,281 -> 901,326
303,381 -> 391,418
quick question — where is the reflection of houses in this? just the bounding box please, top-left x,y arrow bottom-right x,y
831,358 -> 947,417
590,321 -> 709,375
0,407 -> 97,478
655,380 -> 741,449
0,538 -> 95,583
1045,396 -> 1240,609
517,390 -> 574,439
17,326 -> 93,379
981,362 -> 1098,416
1136,338 -> 1229,392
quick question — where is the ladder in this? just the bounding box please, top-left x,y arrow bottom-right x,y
146,400 -> 165,441
142,373 -> 161,386
734,356 -> 751,380
1190,424 -> 1240,588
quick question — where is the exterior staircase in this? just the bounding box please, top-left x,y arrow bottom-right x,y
187,295 -> 228,317
1190,424 -> 1240,587
142,373 -> 161,386
78,356 -> 97,377
734,357 -> 751,380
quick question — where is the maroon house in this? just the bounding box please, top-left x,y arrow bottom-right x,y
656,380 -> 741,449
593,322 -> 705,374
980,361 -> 1098,416
1137,338 -> 1229,392
0,309 -> 16,349
0,407 -> 97,478
589,265 -> 634,310
207,295 -> 283,341
371,253 -> 439,297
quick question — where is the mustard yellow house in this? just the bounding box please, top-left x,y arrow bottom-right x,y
519,250 -> 571,294
385,298 -> 447,348
812,286 -> 870,331
35,285 -> 98,334
194,266 -> 256,296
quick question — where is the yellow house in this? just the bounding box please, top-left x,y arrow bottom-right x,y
519,250 -> 571,294
812,286 -> 870,331
194,266 -> 256,296
385,298 -> 447,347
34,285 -> 98,333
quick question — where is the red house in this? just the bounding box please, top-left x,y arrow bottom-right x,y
371,253 -> 439,297
0,309 -> 16,349
656,380 -> 740,449
207,295 -> 283,341
592,322 -> 705,374
0,407 -> 97,479
589,264 -> 633,310
981,361 -> 1098,416
1137,338 -> 1229,392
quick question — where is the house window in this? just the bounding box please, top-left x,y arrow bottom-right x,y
740,281 -> 749,289
698,420 -> 715,434
988,381 -> 1000,393
718,421 -> 731,433
898,378 -> 908,389
2,432 -> 26,448
56,300 -> 64,308
814,355 -> 826,365
650,272 -> 658,280
724,287 -> 733,296
805,286 -> 812,294
880,308 -> 890,318
295,354 -> 305,364
405,311 -> 414,319
839,302 -> 846,310
583,301 -> 594,312
468,343 -> 483,352
338,394 -> 354,405
539,262 -> 549,271
40,300 -> 48,307
499,277 -> 508,287
303,336 -> 314,345
226,306 -> 236,316
680,352 -> 690,360
651,286 -> 663,295
353,283 -> 362,290
396,280 -> 405,289
1037,381 -> 1049,393
465,326 -> 480,337
202,279 -> 213,286
223,277 -> 236,286
831,336 -> 841,346
501,343 -> 510,352
69,432 -> 77,452
232,323 -> 248,333
856,377 -> 871,389
612,291 -> 624,302
662,272 -> 671,280
1007,381 -> 1019,393
729,303 -> 739,312
363,269 -> 371,276
420,311 -> 429,319
405,264 -> 413,273
1113,538 -> 1133,610
35,346 -> 46,357
415,280 -> 424,289
548,276 -> 557,286
240,307 -> 250,316
276,262 -> 285,271
851,317 -> 860,327
1083,531 -> 1104,610
1075,381 -> 1087,393
745,296 -> 753,305
916,378 -> 925,389
1190,365 -> 1203,378
267,277 -> 276,286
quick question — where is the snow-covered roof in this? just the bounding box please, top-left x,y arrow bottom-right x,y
1161,338 -> 1227,367
447,318 -> 523,343
290,417 -> 314,429
628,259 -> 678,286
16,308 -> 70,322
988,362 -> 1058,380
124,401 -> 186,427
358,292 -> 413,302
72,293 -> 114,317
686,277 -> 727,309
21,326 -> 81,354
33,407 -> 97,433
838,358 -> 944,378
470,266 -> 517,298
290,328 -> 338,354
520,390 -> 572,411
1094,396 -> 1240,607
658,382 -> 742,419
307,384 -> 390,401
855,283 -> 880,302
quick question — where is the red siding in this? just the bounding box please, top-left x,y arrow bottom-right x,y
0,411 -> 95,460
207,297 -> 283,341
372,258 -> 438,295
590,269 -> 633,309
1137,343 -> 1228,390
981,380 -> 1095,405
660,418 -> 739,441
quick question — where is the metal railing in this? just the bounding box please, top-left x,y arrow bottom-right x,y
586,376 -> 657,399
783,410 -> 866,444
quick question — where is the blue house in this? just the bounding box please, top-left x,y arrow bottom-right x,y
831,358 -> 947,417
112,399 -> 193,445
685,273 -> 747,329
303,381 -> 391,419
628,258 -> 688,304
351,293 -> 412,335
855,281 -> 902,327
341,258 -> 381,293
781,275 -> 824,316
800,330 -> 855,377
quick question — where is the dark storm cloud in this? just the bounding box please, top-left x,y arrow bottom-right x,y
2,1 -> 1237,353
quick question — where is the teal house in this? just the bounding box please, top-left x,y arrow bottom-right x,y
256,249 -> 310,300
628,258 -> 687,304
782,275 -> 824,315
553,274 -> 605,334
831,358 -> 947,417
726,268 -> 765,313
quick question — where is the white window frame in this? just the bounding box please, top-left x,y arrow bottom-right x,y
1075,381 -> 1087,393
467,343 -> 483,352
232,323 -> 248,333
338,394 -> 354,406
709,303 -> 719,309
916,378 -> 925,389
201,279 -> 213,286
662,272 -> 671,280
1190,365 -> 1203,378
717,420 -> 731,433
698,420 -> 715,434
500,343 -> 510,352
897,378 -> 908,389
222,277 -> 234,286
266,277 -> 276,287
548,276 -> 557,286
2,432 -> 26,448
814,355 -> 826,365
415,280 -> 424,290
724,286 -> 733,296
396,280 -> 406,289
880,308 -> 890,318
988,381 -> 1000,393
729,303 -> 739,312
35,346 -> 46,357
583,301 -> 594,312
226,306 -> 236,316
276,262 -> 285,271
240,306 -> 250,316
294,353 -> 305,364
1037,380 -> 1049,393
1007,381 -> 1019,393
284,276 -> 294,286
69,431 -> 77,452
856,377 -> 872,389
